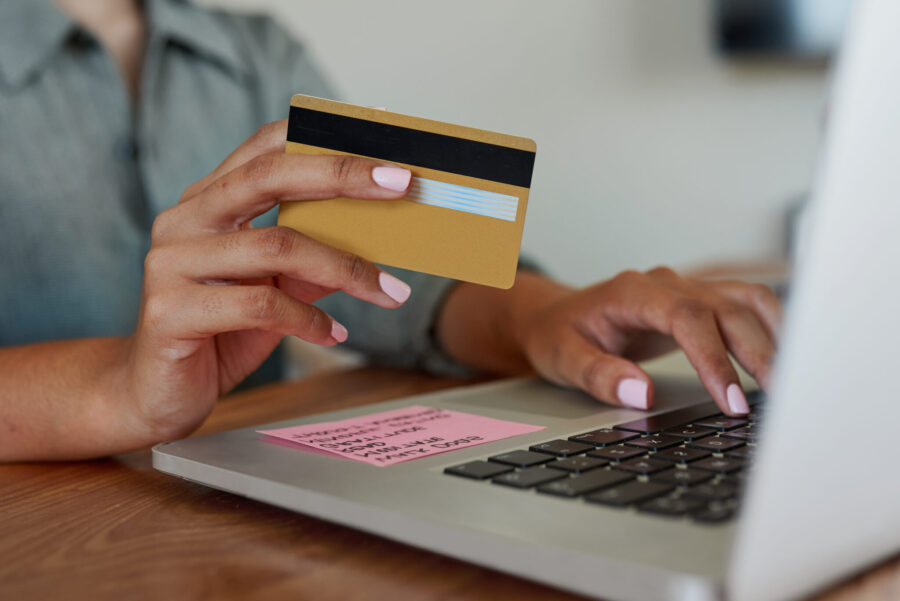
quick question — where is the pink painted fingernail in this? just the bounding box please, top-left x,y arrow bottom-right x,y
331,320 -> 348,343
726,383 -> 749,415
371,166 -> 411,191
618,378 -> 649,410
379,272 -> 411,304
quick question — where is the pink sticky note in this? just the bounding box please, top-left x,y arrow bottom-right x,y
258,405 -> 546,466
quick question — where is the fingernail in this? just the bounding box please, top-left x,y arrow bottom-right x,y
617,378 -> 649,410
726,383 -> 749,415
331,320 -> 348,343
371,166 -> 411,191
379,271 -> 411,304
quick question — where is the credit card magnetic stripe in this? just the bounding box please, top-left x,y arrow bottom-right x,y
406,177 -> 518,222
287,106 -> 536,188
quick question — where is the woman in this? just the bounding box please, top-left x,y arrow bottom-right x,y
0,0 -> 779,461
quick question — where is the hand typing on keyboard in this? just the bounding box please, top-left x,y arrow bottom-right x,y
441,267 -> 780,418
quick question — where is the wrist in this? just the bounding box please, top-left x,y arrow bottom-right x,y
505,271 -> 573,361
89,335 -> 160,450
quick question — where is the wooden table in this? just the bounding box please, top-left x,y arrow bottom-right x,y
1,367 -> 898,601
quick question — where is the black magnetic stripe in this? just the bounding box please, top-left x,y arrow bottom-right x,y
287,106 -> 535,188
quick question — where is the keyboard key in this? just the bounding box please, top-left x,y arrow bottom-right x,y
529,439 -> 594,457
569,428 -> 639,447
548,456 -> 609,473
445,461 -> 514,480
492,466 -> 568,489
537,469 -> 633,498
489,450 -> 555,468
692,457 -> 745,474
638,496 -> 707,516
612,457 -> 672,475
693,506 -> 735,523
681,482 -> 739,501
586,481 -> 674,507
587,445 -> 646,462
653,447 -> 711,463
694,417 -> 748,431
663,424 -> 716,440
652,467 -> 715,486
725,446 -> 755,460
720,426 -> 757,442
613,402 -> 721,434
688,437 -> 745,453
625,435 -> 683,451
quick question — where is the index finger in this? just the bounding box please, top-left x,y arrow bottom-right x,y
659,296 -> 750,417
180,152 -> 411,234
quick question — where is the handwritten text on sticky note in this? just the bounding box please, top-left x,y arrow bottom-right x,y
258,405 -> 545,466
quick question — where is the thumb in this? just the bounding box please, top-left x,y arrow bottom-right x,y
550,330 -> 654,410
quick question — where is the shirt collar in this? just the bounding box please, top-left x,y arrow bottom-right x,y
147,0 -> 251,79
0,0 -> 75,88
0,0 -> 250,89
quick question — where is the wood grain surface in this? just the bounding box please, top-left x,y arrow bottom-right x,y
1,367 -> 897,601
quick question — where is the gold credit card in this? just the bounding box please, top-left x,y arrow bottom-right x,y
277,95 -> 537,289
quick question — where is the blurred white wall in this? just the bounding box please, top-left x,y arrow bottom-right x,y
202,0 -> 828,286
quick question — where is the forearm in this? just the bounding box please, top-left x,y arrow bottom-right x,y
436,271 -> 572,375
0,337 -> 142,462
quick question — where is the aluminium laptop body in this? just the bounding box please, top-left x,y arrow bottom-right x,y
153,2 -> 900,599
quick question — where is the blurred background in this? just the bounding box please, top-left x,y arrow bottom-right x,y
201,0 -> 849,288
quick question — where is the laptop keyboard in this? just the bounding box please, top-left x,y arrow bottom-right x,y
444,391 -> 763,524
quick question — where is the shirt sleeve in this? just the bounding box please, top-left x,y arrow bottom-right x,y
233,16 -> 544,376
316,257 -> 545,377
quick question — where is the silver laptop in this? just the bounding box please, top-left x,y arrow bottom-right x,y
153,2 -> 900,600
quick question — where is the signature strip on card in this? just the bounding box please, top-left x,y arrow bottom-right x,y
406,177 -> 518,221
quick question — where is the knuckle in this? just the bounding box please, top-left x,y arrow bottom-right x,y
141,291 -> 171,331
581,360 -> 607,391
300,308 -> 329,338
338,251 -> 371,283
716,302 -> 752,323
244,287 -> 282,323
257,226 -> 296,260
150,208 -> 176,243
748,349 -> 773,371
216,230 -> 242,253
245,121 -> 288,156
750,282 -> 778,304
612,269 -> 643,288
251,121 -> 281,146
330,155 -> 358,185
646,265 -> 678,280
672,298 -> 712,323
244,153 -> 278,186
714,355 -> 738,377
143,247 -> 168,275
178,185 -> 198,204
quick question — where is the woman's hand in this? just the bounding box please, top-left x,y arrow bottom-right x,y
122,120 -> 414,442
438,268 -> 781,417
514,268 -> 781,415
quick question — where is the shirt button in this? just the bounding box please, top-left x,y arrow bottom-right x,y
115,138 -> 139,160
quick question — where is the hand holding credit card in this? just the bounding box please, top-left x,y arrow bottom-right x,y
277,95 -> 537,289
